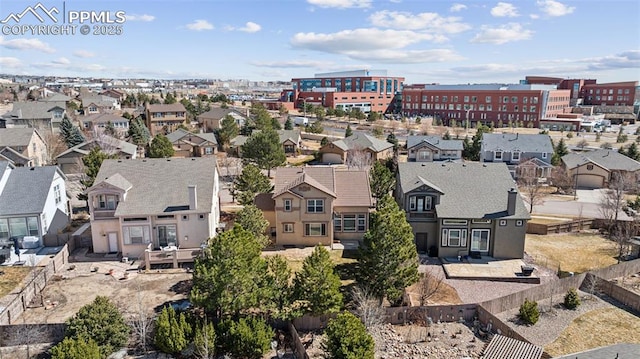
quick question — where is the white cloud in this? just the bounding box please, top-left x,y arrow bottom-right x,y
307,0 -> 372,9
0,37 -> 55,53
347,49 -> 464,64
0,57 -> 22,68
537,0 -> 575,17
530,14 -> 540,19
73,50 -> 95,58
369,10 -> 471,35
125,14 -> 155,21
251,60 -> 329,68
450,3 -> 467,12
491,2 -> 519,17
52,57 -> 70,65
186,20 -> 214,31
239,22 -> 262,33
470,23 -> 533,44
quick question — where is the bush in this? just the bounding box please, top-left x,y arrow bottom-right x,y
154,306 -> 192,354
566,132 -> 573,139
324,312 -> 375,359
519,299 -> 540,325
218,317 -> 273,359
50,337 -> 101,359
564,288 -> 581,310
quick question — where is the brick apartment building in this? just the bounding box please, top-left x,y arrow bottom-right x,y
401,84 -> 570,128
278,69 -> 404,114
522,76 -> 637,107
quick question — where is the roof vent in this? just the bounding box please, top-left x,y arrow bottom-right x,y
192,158 -> 196,161
421,163 -> 426,166
483,164 -> 487,167
441,163 -> 446,167
30,167 -> 35,171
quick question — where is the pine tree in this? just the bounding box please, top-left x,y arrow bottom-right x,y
148,134 -> 175,158
552,138 -> 568,165
325,312 -> 375,359
241,128 -> 286,177
217,115 -> 239,146
345,124 -> 353,137
386,132 -> 398,150
77,148 -> 118,203
264,255 -> 294,319
624,142 -> 640,161
231,164 -> 272,205
154,306 -> 191,354
284,118 -> 293,130
50,337 -> 101,359
193,317 -> 216,359
128,118 -> 151,147
357,194 -> 419,305
104,121 -> 117,138
235,204 -> 269,246
59,116 -> 85,148
369,161 -> 395,200
220,317 -> 273,359
292,245 -> 343,315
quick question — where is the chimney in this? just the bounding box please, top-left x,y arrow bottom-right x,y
188,185 -> 197,210
507,188 -> 517,216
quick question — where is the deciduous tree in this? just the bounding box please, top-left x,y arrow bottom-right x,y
517,172 -> 547,213
292,245 -> 343,316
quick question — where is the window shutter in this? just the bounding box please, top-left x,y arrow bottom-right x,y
123,227 -> 130,245
441,229 -> 448,247
143,226 -> 151,244
461,229 -> 467,247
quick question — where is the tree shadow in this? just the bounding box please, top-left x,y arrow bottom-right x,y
169,279 -> 192,294
334,261 -> 359,281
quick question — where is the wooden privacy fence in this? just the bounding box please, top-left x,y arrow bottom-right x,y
526,219 -> 594,235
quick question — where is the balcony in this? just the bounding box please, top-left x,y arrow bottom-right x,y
93,210 -> 116,219
408,212 -> 436,220
143,246 -> 202,270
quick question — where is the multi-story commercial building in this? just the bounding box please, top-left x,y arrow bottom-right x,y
522,76 -> 638,107
401,84 -> 570,128
279,69 -> 404,114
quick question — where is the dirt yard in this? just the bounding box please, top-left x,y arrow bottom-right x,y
612,272 -> 640,295
0,266 -> 34,297
525,232 -> 619,273
18,261 -> 191,324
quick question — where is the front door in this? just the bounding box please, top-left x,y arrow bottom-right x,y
157,225 -> 177,247
415,233 -> 428,254
107,232 -> 118,253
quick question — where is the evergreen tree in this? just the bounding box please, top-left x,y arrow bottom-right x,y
64,296 -> 130,357
50,337 -> 101,359
217,115 -> 240,146
284,118 -> 293,130
104,121 -> 117,138
231,164 -> 273,205
77,148 -> 118,203
148,134 -> 175,158
193,317 -> 216,359
357,194 -> 419,305
293,245 -> 343,316
462,124 -> 491,161
164,92 -> 177,104
220,317 -> 273,359
345,124 -> 353,138
369,161 -> 395,200
154,306 -> 191,354
320,137 -> 329,146
623,142 -> 640,161
128,118 -> 151,147
235,204 -> 269,246
324,312 -> 375,359
241,128 -> 286,177
264,255 -> 293,319
59,116 -> 85,148
443,130 -> 451,140
552,138 -> 568,165
386,132 -> 398,150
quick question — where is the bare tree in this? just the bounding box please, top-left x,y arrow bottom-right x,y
517,173 -> 547,213
549,166 -> 574,195
611,220 -> 636,263
417,272 -> 444,306
127,289 -> 153,355
584,273 -> 600,299
351,286 -> 386,329
40,129 -> 67,164
600,173 -> 633,234
346,147 -> 373,170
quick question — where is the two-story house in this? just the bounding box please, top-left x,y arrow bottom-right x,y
0,161 -> 69,243
230,130 -> 302,157
81,95 -> 121,115
196,108 -> 247,132
55,135 -> 138,174
79,113 -> 130,134
85,157 -> 220,260
318,133 -> 394,164
145,103 -> 187,136
406,135 -> 463,162
166,129 -> 218,157
256,166 -> 373,247
1,101 -> 67,131
480,133 -> 554,179
0,128 -> 48,167
396,162 -> 530,259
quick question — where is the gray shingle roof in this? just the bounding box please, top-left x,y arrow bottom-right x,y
278,130 -> 300,144
147,103 -> 186,113
2,101 -> 65,120
0,128 -> 40,147
79,113 -> 128,125
56,136 -> 137,158
561,149 -> 640,172
42,93 -> 71,102
397,162 -> 530,219
81,95 -> 117,108
166,129 -> 218,145
331,132 -> 393,153
196,108 -> 243,120
91,157 -> 217,216
406,135 -> 463,151
481,133 -> 554,153
0,163 -> 62,216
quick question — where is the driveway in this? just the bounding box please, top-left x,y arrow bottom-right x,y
530,189 -> 632,220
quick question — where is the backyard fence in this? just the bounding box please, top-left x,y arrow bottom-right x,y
526,219 -> 594,235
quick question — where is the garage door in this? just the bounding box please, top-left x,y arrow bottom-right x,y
322,153 -> 343,164
576,174 -> 604,188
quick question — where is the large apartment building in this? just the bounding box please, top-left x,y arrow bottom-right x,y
279,69 -> 404,114
401,84 -> 570,128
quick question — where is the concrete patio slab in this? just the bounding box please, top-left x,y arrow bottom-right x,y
442,257 -> 541,284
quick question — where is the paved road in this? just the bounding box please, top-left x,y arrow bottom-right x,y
530,189 -> 632,220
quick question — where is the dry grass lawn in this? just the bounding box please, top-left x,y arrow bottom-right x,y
545,307 -> 640,357
0,266 -> 34,297
528,217 -> 572,225
525,232 -> 618,273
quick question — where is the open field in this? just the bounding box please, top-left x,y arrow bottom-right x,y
525,232 -> 618,273
544,307 -> 640,357
0,266 -> 34,297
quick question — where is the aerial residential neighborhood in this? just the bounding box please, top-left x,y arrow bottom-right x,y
0,1 -> 638,359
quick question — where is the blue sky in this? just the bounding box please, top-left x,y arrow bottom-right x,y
0,0 -> 638,84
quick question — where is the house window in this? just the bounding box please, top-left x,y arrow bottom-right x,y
516,220 -> 524,227
0,219 -> 8,239
123,225 -> 150,245
357,215 -> 366,231
97,194 -> 118,210
205,147 -> 213,155
334,216 -> 342,232
512,151 -> 520,161
472,219 -> 491,224
199,214 -> 205,220
495,151 -> 503,160
284,199 -> 292,212
586,164 -> 594,171
182,215 -> 189,221
305,223 -> 327,236
54,184 -> 62,205
307,199 -> 324,213
442,219 -> 467,225
409,195 -> 432,212
471,229 -> 490,252
499,219 -> 507,226
418,150 -> 430,161
441,228 -> 467,247
283,223 -> 294,233
542,152 -> 547,159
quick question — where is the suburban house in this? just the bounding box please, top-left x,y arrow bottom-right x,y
396,162 -> 530,259
81,95 -> 121,115
100,89 -> 127,102
145,103 -> 187,136
0,128 -> 48,167
230,129 -> 302,157
196,108 -> 247,132
255,166 -> 374,247
79,113 -> 130,133
1,101 -> 67,131
166,129 -> 218,157
318,133 -> 394,164
0,161 -> 69,242
85,157 -> 220,260
406,135 -> 463,162
55,135 -> 137,174
480,133 -> 554,179
561,149 -> 640,188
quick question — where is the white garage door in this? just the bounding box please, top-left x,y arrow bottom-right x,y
322,153 -> 343,164
576,174 -> 604,188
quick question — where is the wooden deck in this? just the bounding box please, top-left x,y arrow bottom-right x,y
143,247 -> 202,270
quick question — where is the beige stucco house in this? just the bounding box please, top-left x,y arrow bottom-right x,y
0,128 -> 48,167
396,162 -> 530,259
256,166 -> 374,247
318,133 -> 393,165
406,135 -> 463,162
145,103 -> 187,136
230,130 -> 301,157
85,157 -> 220,261
166,129 -> 218,157
561,149 -> 640,188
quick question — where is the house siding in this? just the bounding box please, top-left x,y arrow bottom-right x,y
493,221 -> 527,259
273,186 -> 334,246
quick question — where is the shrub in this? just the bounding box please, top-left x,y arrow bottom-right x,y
50,337 -> 101,359
219,317 -> 273,359
154,306 -> 192,354
566,132 -> 573,139
564,288 -> 581,310
519,299 -> 540,325
324,312 -> 375,359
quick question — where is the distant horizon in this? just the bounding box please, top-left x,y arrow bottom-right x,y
1,1 -> 638,85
